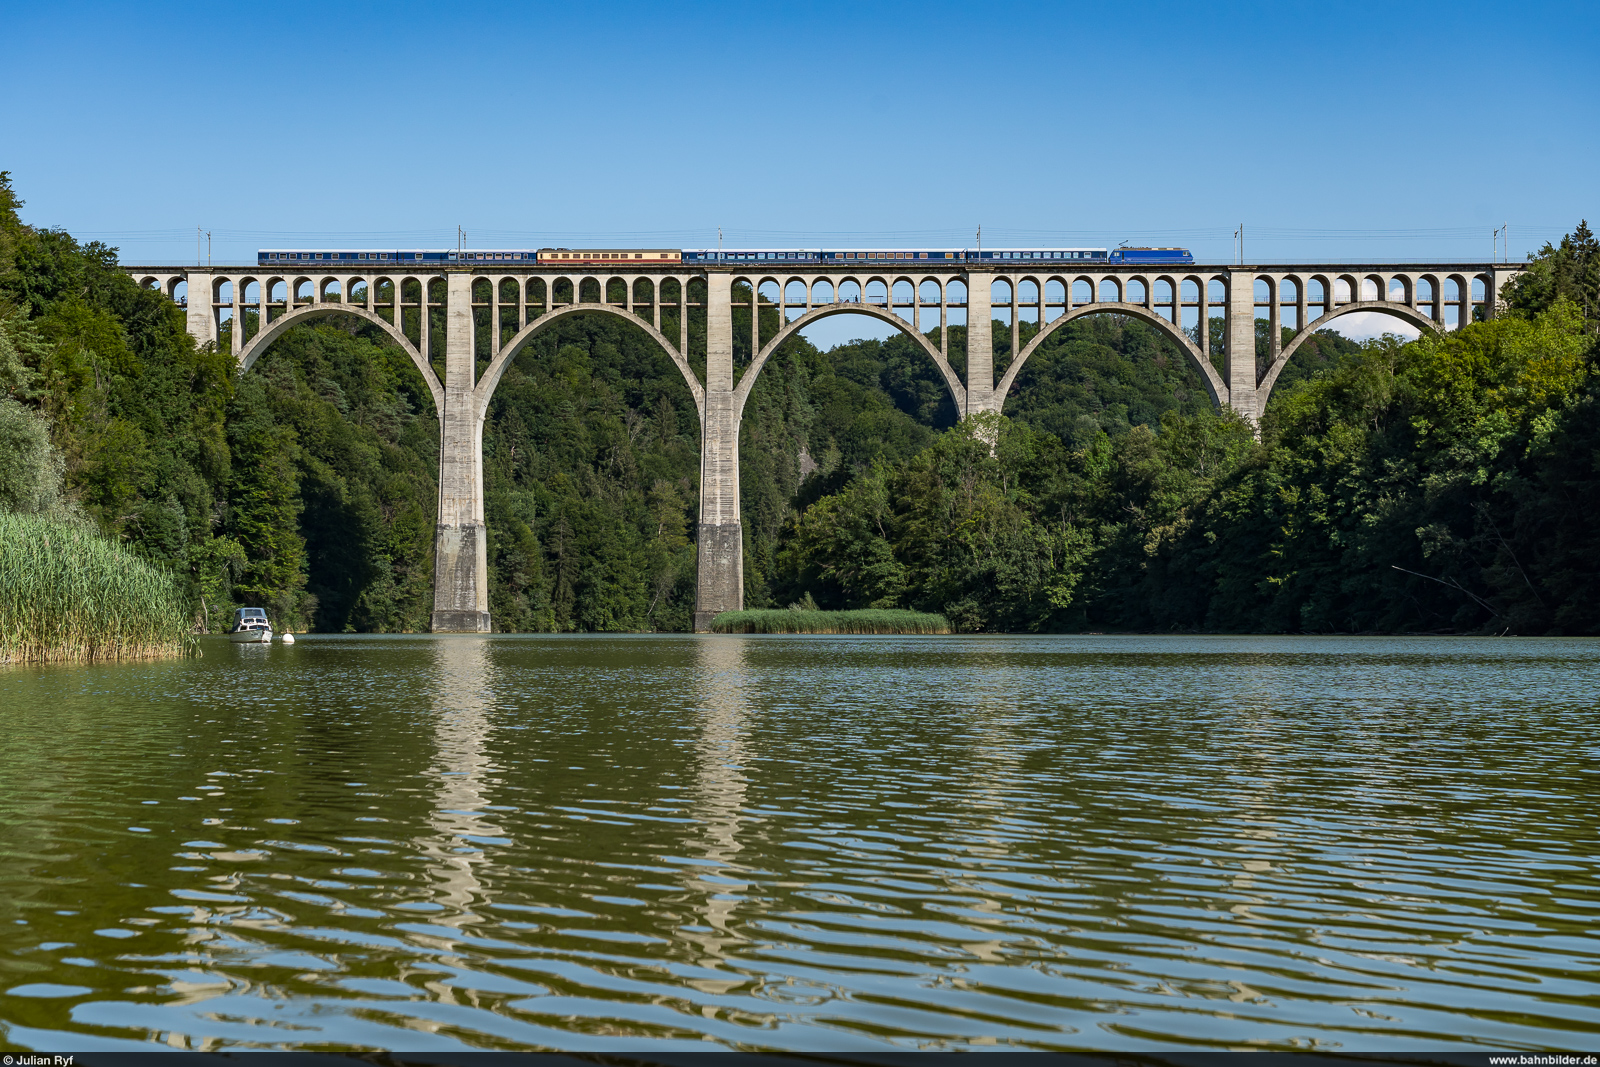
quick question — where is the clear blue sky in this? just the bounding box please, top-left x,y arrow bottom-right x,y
2,1 -> 1594,342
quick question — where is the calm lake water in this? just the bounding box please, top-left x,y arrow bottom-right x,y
0,635 -> 1596,1054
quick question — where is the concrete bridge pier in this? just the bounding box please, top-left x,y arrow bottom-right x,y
432,272 -> 492,632
1226,270 -> 1259,421
694,274 -> 742,632
186,271 -> 217,350
964,271 -> 997,414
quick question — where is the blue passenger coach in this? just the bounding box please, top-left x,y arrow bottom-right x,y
682,248 -> 1116,264
258,249 -> 540,265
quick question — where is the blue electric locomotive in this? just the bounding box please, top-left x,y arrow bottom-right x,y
1109,247 -> 1195,264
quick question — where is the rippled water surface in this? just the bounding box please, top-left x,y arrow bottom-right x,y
1,635 -> 1597,1053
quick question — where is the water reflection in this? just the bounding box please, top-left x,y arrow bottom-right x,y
420,636 -> 501,935
0,636 -> 1597,1052
681,637 -> 753,985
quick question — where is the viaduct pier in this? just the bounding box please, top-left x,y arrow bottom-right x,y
126,258 -> 1523,633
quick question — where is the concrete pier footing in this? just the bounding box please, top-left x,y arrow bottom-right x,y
694,522 -> 743,633
431,521 -> 491,633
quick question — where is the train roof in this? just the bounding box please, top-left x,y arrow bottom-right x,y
683,246 -> 1110,253
257,245 -> 1132,255
258,248 -> 547,253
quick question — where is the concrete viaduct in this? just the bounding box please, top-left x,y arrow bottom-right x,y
126,258 -> 1523,633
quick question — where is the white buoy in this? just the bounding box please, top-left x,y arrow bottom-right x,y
281,632 -> 295,644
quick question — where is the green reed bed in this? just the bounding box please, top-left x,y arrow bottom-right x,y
711,608 -> 950,635
0,513 -> 194,664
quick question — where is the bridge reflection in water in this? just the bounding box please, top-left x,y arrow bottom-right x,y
417,636 -> 502,981
680,637 -> 754,993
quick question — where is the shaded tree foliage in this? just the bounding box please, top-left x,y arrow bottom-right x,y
480,315 -> 702,632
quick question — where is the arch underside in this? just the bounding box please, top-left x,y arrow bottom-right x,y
998,301 -> 1226,408
1259,300 -> 1438,397
475,302 -> 706,419
237,303 -> 444,415
736,303 -> 965,417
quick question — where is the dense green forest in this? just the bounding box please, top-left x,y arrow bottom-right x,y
2,170 -> 1595,633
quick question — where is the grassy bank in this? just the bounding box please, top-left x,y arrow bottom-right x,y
0,514 -> 194,664
710,608 -> 950,635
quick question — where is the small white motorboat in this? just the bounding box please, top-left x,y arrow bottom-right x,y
229,607 -> 273,644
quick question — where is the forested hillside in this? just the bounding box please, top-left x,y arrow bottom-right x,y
779,233 -> 1600,634
3,170 -> 1594,633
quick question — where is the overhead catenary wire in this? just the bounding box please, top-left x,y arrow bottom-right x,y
56,222 -> 1579,265
59,223 -> 1577,242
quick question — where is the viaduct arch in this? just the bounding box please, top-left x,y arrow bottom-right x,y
997,300 -> 1227,409
476,303 -> 704,418
238,302 -> 444,416
737,302 -> 967,417
1257,300 -> 1438,399
131,258 -> 1523,633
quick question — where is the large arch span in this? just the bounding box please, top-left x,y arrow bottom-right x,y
1257,301 -> 1439,399
474,303 -> 705,419
735,303 -> 967,418
238,303 -> 445,416
997,301 -> 1227,409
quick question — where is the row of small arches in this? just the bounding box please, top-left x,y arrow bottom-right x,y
733,272 -> 1493,332
141,269 -> 1497,341
142,270 -> 1492,311
731,273 -> 1491,306
139,274 -> 716,309
139,274 -> 441,307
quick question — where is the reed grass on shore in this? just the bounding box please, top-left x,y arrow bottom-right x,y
0,513 -> 194,664
710,608 -> 950,635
